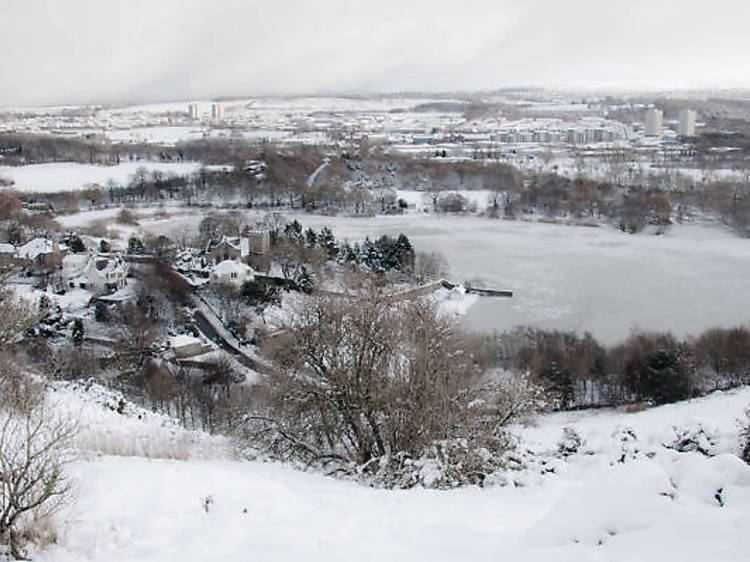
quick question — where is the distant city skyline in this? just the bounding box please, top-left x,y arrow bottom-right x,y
2,0 -> 750,108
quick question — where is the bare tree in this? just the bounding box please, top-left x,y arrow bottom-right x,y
0,373 -> 75,559
412,251 -> 449,284
247,278 -> 535,486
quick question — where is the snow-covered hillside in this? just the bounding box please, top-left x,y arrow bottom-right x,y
31,384 -> 750,562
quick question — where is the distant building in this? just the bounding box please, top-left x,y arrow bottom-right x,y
0,243 -> 17,268
359,134 -> 389,155
188,103 -> 200,120
243,230 -> 270,256
211,102 -> 224,121
205,233 -> 270,265
678,109 -> 696,137
644,108 -> 664,137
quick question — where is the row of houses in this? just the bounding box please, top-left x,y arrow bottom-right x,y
3,229 -> 273,294
0,237 -> 129,295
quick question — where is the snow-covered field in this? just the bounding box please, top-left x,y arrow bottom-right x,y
0,162 -> 205,193
32,383 -> 750,562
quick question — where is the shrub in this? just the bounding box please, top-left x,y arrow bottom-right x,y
70,319 -> 84,347
127,237 -> 145,255
243,280 -> 541,487
638,347 -> 692,405
557,427 -> 584,457
116,208 -> 139,225
94,301 -> 109,322
741,408 -> 750,465
240,279 -> 279,309
664,424 -> 719,456
436,192 -> 468,213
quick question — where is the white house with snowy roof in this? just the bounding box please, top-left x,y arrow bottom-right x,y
211,259 -> 254,286
67,254 -> 129,295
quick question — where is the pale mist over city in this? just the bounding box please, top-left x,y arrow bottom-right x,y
1,1 -> 750,560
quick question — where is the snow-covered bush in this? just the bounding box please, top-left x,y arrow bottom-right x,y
663,423 -> 720,456
360,434 -> 516,489
557,427 -> 584,457
244,281 -> 543,488
740,407 -> 750,465
613,427 -> 641,463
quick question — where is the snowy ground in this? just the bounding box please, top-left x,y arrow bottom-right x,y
31,384 -> 750,562
0,162 -> 205,193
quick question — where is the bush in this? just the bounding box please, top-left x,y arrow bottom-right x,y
70,319 -> 84,346
116,208 -> 139,225
557,427 -> 584,457
240,279 -> 279,309
664,424 -> 719,456
127,237 -> 145,255
64,234 -> 86,254
741,408 -> 750,465
94,301 -> 109,322
243,280 -> 541,487
638,347 -> 692,405
436,192 -> 469,213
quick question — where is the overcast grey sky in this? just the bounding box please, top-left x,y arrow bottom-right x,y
2,0 -> 749,107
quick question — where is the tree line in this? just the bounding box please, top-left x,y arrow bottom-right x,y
499,325 -> 750,410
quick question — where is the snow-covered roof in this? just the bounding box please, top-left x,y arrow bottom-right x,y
169,334 -> 203,349
213,259 -> 252,276
63,253 -> 89,267
18,237 -> 56,260
206,236 -> 242,254
0,243 -> 16,254
84,255 -> 128,280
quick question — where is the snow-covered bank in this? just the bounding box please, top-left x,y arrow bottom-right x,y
48,381 -> 231,461
33,386 -> 750,562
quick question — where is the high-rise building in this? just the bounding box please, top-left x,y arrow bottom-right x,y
188,103 -> 200,120
678,109 -> 696,137
644,108 -> 663,137
211,102 -> 224,121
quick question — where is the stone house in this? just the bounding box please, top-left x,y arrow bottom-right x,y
17,238 -> 63,272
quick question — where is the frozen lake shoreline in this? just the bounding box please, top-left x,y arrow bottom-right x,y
292,214 -> 750,345
59,205 -> 750,345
